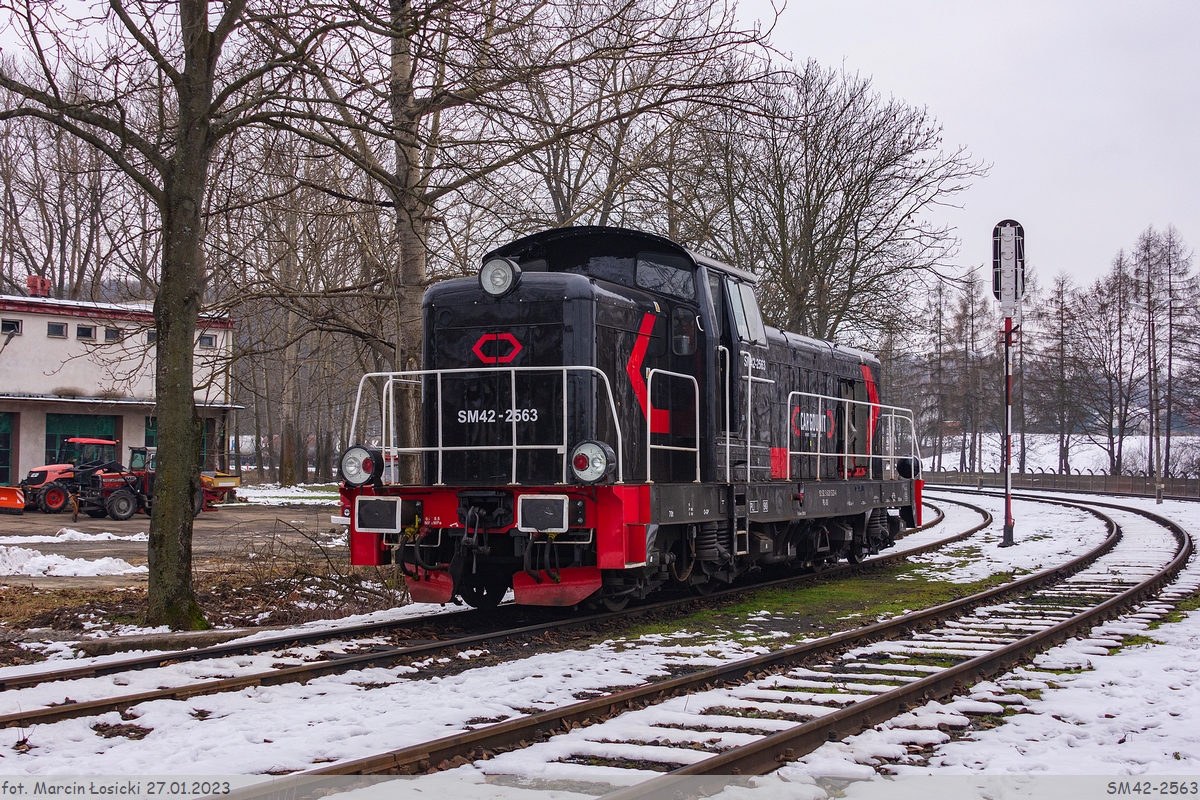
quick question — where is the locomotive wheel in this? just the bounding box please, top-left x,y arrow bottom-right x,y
38,482 -> 69,514
107,490 -> 138,522
601,595 -> 630,612
458,572 -> 509,610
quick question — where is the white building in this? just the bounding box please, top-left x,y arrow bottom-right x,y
0,281 -> 234,486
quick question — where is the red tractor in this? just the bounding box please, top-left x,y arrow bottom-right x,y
123,446 -> 207,518
20,438 -> 123,515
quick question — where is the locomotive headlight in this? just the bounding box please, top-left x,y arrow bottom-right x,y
340,446 -> 383,487
480,257 -> 521,297
570,440 -> 616,484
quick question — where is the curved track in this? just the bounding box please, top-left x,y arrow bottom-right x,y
0,502 -> 963,730
233,493 -> 1190,797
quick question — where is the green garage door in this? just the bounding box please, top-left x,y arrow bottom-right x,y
0,413 -> 11,485
45,413 -> 116,464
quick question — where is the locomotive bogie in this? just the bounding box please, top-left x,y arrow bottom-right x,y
339,227 -> 923,609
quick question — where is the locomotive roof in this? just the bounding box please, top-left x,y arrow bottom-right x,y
485,226 -> 759,285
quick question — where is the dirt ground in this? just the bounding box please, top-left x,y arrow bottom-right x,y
0,502 -> 339,587
0,503 -> 406,659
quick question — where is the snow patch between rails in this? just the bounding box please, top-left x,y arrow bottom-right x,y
0,545 -> 147,577
907,495 -> 1108,583
780,501 -> 1200,783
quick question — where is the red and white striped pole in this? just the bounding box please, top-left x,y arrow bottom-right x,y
1002,315 -> 1015,547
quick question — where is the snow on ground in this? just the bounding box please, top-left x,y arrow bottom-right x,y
0,545 -> 147,577
0,527 -> 148,545
0,494 -> 1119,779
236,483 -> 340,506
907,494 -> 1108,583
771,496 -> 1200,790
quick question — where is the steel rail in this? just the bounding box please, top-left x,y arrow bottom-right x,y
0,503 -> 955,728
265,498 -> 1148,781
598,497 -> 1191,797
4,497 -> 953,693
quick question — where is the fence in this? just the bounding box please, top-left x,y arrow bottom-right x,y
924,471 -> 1200,499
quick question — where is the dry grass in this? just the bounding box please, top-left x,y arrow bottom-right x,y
0,518 -> 412,664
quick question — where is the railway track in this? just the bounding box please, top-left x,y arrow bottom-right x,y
2,504 -> 956,694
0,501 -> 965,730
233,493 -> 1190,798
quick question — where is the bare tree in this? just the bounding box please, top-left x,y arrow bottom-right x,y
678,62 -> 985,345
1073,252 -> 1147,474
0,0 -> 340,628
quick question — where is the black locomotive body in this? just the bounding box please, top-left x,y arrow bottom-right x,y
340,227 -> 922,608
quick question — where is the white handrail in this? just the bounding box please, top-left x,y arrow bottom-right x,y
349,366 -> 625,485
785,389 -> 918,481
645,368 -> 701,483
742,357 -> 775,481
717,345 -> 730,483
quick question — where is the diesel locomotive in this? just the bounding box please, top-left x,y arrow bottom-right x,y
338,227 -> 922,609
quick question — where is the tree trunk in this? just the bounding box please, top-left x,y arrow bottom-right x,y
390,0 -> 428,485
146,6 -> 215,628
251,362 -> 265,482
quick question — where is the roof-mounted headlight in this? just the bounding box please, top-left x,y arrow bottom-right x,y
340,446 -> 382,487
570,440 -> 616,484
480,257 -> 521,297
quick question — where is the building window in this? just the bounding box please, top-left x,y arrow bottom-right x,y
1,319 -> 20,335
47,322 -> 67,338
45,413 -> 116,464
105,327 -> 122,342
144,416 -> 157,448
146,330 -> 157,343
77,325 -> 96,341
0,412 -> 12,486
198,333 -> 217,348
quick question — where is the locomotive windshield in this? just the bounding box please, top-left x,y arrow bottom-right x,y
634,252 -> 695,300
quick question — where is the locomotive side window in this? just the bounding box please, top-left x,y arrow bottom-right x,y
635,252 -> 695,300
671,306 -> 696,355
724,278 -> 767,346
726,277 -> 751,341
706,271 -> 723,337
738,283 -> 767,345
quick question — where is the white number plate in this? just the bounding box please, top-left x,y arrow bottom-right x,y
457,408 -> 539,423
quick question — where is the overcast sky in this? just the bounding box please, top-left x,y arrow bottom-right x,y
740,0 -> 1200,290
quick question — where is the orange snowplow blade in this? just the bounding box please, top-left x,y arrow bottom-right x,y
0,487 -> 25,515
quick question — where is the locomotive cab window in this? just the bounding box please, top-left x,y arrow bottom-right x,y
725,278 -> 766,346
705,271 -> 723,337
635,252 -> 695,300
671,306 -> 697,355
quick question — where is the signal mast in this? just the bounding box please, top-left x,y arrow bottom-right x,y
992,220 -> 1024,547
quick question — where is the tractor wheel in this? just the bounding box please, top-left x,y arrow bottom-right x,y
38,482 -> 69,514
193,488 -> 205,518
106,490 -> 138,522
86,509 -> 109,519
